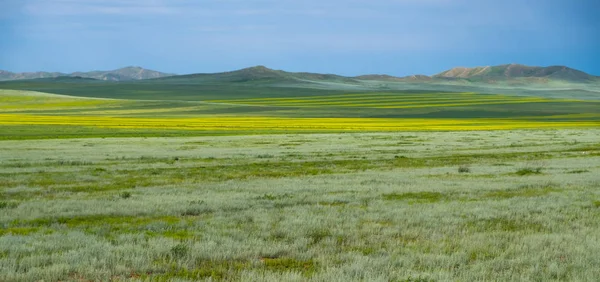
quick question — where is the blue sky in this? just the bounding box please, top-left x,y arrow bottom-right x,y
1,0 -> 598,76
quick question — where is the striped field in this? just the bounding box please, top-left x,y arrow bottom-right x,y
208,92 -> 585,109
1,90 -> 599,139
1,114 -> 599,132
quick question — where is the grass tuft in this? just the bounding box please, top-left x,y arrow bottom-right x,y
318,200 -> 348,206
515,167 -> 543,176
567,169 -> 590,174
0,227 -> 42,236
383,192 -> 445,203
256,193 -> 292,200
484,183 -> 558,199
0,201 -> 18,209
181,206 -> 213,216
400,276 -> 435,282
468,217 -> 547,233
307,228 -> 331,244
170,243 -> 188,258
262,258 -> 317,275
458,165 -> 471,173
257,154 -> 275,159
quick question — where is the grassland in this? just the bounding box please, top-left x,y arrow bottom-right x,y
208,92 -> 578,108
0,89 -> 598,140
1,129 -> 600,281
1,82 -> 600,281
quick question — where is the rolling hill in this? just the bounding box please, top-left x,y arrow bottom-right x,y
2,64 -> 598,85
148,64 -> 600,96
355,64 -> 599,83
0,66 -> 174,81
1,64 -> 599,101
433,64 -> 597,82
154,65 -> 359,85
0,70 -> 66,81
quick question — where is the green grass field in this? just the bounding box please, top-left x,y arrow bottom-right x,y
1,81 -> 600,281
2,130 -> 600,281
0,88 -> 598,140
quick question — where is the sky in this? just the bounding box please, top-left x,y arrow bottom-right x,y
0,0 -> 599,76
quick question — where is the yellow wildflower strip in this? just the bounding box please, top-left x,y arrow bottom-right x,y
512,113 -> 600,120
251,98 -> 544,107
210,92 -> 478,103
209,93 -> 476,103
236,97 -> 532,106
218,99 -> 560,109
216,94 -> 476,104
0,114 -> 598,131
208,93 -> 583,109
73,106 -> 211,116
372,99 -> 555,109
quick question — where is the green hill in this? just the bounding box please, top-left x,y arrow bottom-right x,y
153,66 -> 359,85
28,76 -> 102,83
434,64 -> 597,82
0,64 -> 599,101
355,64 -> 599,84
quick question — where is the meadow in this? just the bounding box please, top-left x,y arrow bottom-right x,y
0,89 -> 598,140
1,87 -> 600,281
1,130 -> 600,281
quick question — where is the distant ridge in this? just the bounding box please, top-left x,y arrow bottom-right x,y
433,64 -> 596,82
156,65 -> 359,84
351,64 -> 599,85
355,74 -> 432,82
0,70 -> 65,81
1,64 -> 599,101
0,66 -> 174,81
1,64 -> 597,84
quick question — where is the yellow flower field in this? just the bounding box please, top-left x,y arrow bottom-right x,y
1,90 -> 598,134
208,92 -> 586,109
1,114 -> 598,131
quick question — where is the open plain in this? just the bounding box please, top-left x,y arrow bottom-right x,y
2,0 -> 599,280
1,128 -> 600,281
1,79 -> 599,281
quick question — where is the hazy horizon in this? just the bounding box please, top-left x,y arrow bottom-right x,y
3,63 -> 600,78
1,0 -> 599,76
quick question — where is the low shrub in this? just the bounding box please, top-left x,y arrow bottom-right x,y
515,167 -> 543,176
170,243 -> 188,258
458,165 -> 471,173
0,201 -> 19,209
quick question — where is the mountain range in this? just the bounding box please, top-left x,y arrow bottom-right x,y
0,64 -> 598,84
0,66 -> 174,81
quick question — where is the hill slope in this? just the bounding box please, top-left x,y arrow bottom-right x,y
434,64 -> 596,82
2,64 -> 597,84
1,64 -> 598,100
154,65 -> 359,85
